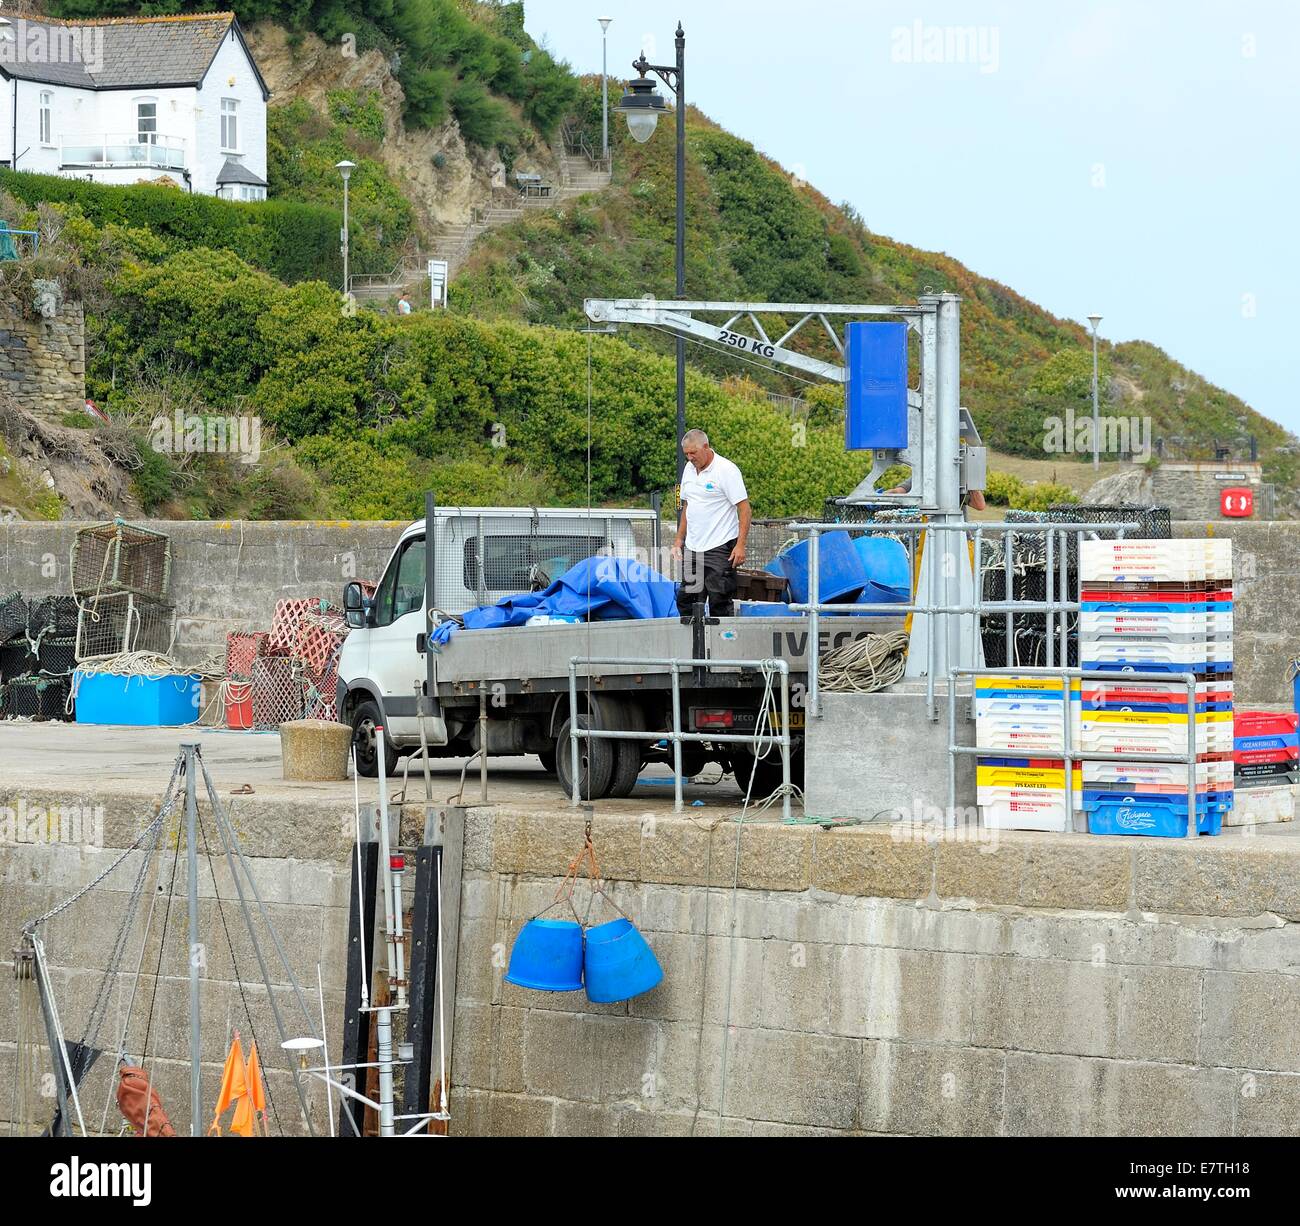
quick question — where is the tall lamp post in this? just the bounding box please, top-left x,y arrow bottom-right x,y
1,18 -> 15,170
1087,313 -> 1103,469
616,23 -> 687,499
336,160 -> 356,297
598,17 -> 612,163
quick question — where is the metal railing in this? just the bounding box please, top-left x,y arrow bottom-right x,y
60,133 -> 185,171
0,227 -> 39,259
947,666 -> 1208,840
567,655 -> 793,820
786,519 -> 1140,720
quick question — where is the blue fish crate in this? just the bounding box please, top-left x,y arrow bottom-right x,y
1085,795 -> 1225,838
74,670 -> 201,726
1082,660 -> 1233,676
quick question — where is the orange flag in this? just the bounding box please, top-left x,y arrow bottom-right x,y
210,1033 -> 253,1137
244,1041 -> 268,1136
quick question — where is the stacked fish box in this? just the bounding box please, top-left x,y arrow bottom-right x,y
976,674 -> 1081,832
1227,711 -> 1297,826
1078,539 -> 1234,837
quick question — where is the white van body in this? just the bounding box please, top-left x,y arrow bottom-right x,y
337,506 -> 658,746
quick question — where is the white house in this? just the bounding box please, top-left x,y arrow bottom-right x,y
0,12 -> 269,200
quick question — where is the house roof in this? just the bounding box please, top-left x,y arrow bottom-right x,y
0,12 -> 269,99
216,158 -> 267,188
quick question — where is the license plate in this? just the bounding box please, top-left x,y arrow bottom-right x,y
768,710 -> 805,730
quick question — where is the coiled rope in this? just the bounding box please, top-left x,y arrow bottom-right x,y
818,630 -> 909,693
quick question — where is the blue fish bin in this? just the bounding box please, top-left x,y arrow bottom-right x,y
852,535 -> 911,599
777,531 -> 866,604
505,918 -> 585,992
583,917 -> 663,1004
738,601 -> 799,617
74,670 -> 201,726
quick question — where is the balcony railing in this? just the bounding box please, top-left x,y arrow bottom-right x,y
60,133 -> 186,172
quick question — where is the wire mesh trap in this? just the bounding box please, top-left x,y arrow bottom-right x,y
71,519 -> 171,601
75,593 -> 177,661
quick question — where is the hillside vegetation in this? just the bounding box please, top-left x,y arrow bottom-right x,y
4,5 -> 1295,521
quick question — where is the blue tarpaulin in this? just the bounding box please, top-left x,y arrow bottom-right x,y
430,556 -> 678,645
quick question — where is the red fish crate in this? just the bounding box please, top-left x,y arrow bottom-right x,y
225,630 -> 269,681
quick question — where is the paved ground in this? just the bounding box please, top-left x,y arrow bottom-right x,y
0,721 -> 751,816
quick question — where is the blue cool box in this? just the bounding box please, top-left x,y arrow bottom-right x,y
1085,797 -> 1224,838
74,670 -> 202,726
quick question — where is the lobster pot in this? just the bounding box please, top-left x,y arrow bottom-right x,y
225,630 -> 269,681
0,592 -> 28,645
27,595 -> 79,637
3,674 -> 69,721
72,519 -> 171,600
75,593 -> 176,661
296,619 -> 347,722
252,656 -> 306,729
0,640 -> 37,681
268,598 -> 344,655
37,635 -> 78,677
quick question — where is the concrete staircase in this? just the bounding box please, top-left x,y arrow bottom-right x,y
424,149 -> 613,284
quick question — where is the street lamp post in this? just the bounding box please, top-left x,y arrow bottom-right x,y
336,160 -> 356,297
1087,313 -> 1103,469
616,24 -> 688,500
598,17 -> 612,163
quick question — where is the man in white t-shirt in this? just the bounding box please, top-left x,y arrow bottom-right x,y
671,429 -> 751,617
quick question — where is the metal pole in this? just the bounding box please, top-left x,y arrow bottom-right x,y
1045,529 -> 1055,668
478,684 -> 488,803
568,663 -> 580,807
673,24 -> 687,505
182,742 -> 201,1136
1090,318 -> 1101,470
601,20 -> 610,161
808,529 -> 821,718
342,176 -> 350,297
1185,673 -> 1197,839
779,666 -> 791,823
670,664 -> 684,813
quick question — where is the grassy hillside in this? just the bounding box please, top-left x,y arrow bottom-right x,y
454,82 -> 1298,498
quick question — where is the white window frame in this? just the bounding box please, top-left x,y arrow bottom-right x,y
220,98 -> 239,153
135,97 -> 158,145
39,92 -> 53,147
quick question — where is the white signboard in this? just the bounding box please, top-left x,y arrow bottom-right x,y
427,259 -> 449,310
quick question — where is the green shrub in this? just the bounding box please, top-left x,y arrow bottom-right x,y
1011,481 -> 1079,512
0,169 -> 338,284
983,471 -> 1026,506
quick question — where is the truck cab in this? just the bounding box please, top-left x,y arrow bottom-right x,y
336,506 -> 657,774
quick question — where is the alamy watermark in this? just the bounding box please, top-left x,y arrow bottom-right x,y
150,410 -> 262,465
0,17 -> 105,75
891,20 -> 1000,74
1043,408 -> 1152,460
0,798 -> 105,847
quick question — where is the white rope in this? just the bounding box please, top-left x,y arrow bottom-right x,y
818,630 -> 909,693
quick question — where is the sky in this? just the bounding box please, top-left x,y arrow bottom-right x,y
524,0 -> 1300,436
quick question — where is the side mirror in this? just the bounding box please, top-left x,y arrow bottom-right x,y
343,582 -> 369,629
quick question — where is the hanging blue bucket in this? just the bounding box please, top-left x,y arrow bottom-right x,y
582,917 -> 663,1003
777,531 -> 866,605
852,535 -> 912,599
505,918 -> 584,991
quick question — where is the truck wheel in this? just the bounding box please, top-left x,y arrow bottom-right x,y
605,699 -> 646,799
729,747 -> 804,800
351,700 -> 400,779
555,714 -> 614,800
